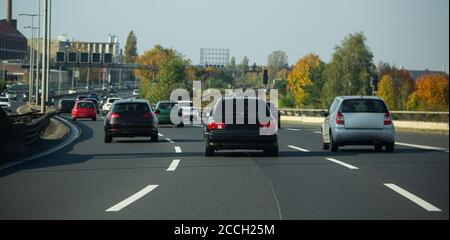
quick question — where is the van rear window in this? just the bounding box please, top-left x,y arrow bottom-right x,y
341,99 -> 388,113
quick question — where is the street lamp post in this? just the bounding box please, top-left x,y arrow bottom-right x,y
20,13 -> 38,103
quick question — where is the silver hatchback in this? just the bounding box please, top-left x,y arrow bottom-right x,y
321,96 -> 395,152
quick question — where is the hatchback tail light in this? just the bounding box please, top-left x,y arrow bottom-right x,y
384,112 -> 393,125
336,112 -> 345,125
207,120 -> 225,130
110,112 -> 120,122
259,121 -> 276,129
144,112 -> 154,119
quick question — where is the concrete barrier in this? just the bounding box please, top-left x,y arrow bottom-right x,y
281,116 -> 449,131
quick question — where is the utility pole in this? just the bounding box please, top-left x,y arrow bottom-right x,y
36,0 -> 41,106
20,14 -> 38,103
45,0 -> 52,104
40,0 -> 48,113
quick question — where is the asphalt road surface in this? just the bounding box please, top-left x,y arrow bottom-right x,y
0,106 -> 448,219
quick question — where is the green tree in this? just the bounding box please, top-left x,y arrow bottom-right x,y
124,31 -> 138,64
322,32 -> 377,107
377,75 -> 396,110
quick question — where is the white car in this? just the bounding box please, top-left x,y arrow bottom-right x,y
321,96 -> 395,152
102,97 -> 122,112
0,97 -> 12,112
68,89 -> 77,94
132,89 -> 140,97
178,101 -> 200,123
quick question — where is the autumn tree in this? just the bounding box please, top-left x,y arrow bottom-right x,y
124,31 -> 138,64
377,68 -> 414,110
377,75 -> 396,109
413,74 -> 449,111
321,32 -> 377,107
288,53 -> 325,108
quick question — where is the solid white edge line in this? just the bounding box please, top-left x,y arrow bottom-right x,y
174,146 -> 182,153
286,128 -> 301,131
106,185 -> 159,212
288,145 -> 310,152
165,138 -> 175,144
0,116 -> 81,171
396,142 -> 448,152
158,133 -> 164,137
384,184 -> 442,212
167,159 -> 181,172
313,131 -> 322,134
325,158 -> 359,170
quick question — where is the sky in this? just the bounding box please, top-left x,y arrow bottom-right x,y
2,0 -> 449,71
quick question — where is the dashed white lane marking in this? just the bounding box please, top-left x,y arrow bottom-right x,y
325,158 -> 359,170
288,145 -> 310,152
313,131 -> 322,134
165,138 -> 175,144
286,128 -> 301,131
158,133 -> 164,137
384,184 -> 442,212
106,185 -> 159,212
174,146 -> 182,153
167,159 -> 181,172
396,142 -> 448,152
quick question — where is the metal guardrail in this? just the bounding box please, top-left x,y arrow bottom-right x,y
278,108 -> 449,123
9,111 -> 56,146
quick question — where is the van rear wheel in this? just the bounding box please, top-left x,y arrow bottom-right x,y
330,131 -> 339,152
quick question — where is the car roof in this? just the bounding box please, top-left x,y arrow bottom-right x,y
336,96 -> 382,101
157,101 -> 177,104
114,99 -> 149,104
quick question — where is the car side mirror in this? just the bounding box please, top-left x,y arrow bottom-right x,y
320,111 -> 330,117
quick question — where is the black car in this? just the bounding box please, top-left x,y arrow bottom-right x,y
57,99 -> 76,113
76,95 -> 88,102
204,97 -> 279,156
85,98 -> 100,113
88,92 -> 99,100
104,99 -> 158,143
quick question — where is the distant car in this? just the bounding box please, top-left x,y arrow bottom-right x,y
68,89 -> 77,94
86,85 -> 94,91
88,92 -> 99,100
71,101 -> 97,121
104,99 -> 159,143
178,100 -> 200,123
84,98 -> 100,113
57,99 -> 75,114
155,101 -> 184,127
5,90 -> 17,100
204,97 -> 279,156
75,95 -> 88,102
0,97 -> 12,112
321,96 -> 395,152
102,97 -> 122,113
23,91 -> 29,101
132,89 -> 140,97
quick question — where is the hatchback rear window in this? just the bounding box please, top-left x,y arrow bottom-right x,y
77,102 -> 94,108
61,100 -> 75,106
341,99 -> 388,113
0,98 -> 9,102
113,103 -> 150,113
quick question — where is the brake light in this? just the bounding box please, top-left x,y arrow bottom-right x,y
336,112 -> 345,125
207,121 -> 225,130
384,112 -> 393,125
260,121 -> 276,129
110,113 -> 120,121
144,112 -> 154,119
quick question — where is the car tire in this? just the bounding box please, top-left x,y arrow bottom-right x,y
204,137 -> 214,156
104,133 -> 112,143
151,132 -> 159,143
330,130 -> 339,152
178,122 -> 185,128
264,146 -> 279,157
92,117 -> 96,121
386,142 -> 395,153
375,144 -> 383,151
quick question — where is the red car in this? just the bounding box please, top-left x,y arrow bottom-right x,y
71,101 -> 97,121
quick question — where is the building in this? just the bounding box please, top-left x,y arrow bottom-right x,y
200,48 -> 230,67
0,0 -> 27,61
408,69 -> 448,83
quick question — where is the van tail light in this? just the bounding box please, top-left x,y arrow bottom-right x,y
144,112 -> 154,119
207,120 -> 225,130
336,112 -> 345,125
384,112 -> 393,125
259,120 -> 276,129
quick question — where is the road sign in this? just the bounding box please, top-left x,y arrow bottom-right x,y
56,52 -> 65,63
68,52 -> 78,63
92,53 -> 101,64
80,52 -> 89,63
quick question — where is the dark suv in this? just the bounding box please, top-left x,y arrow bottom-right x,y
104,99 -> 159,143
57,99 -> 75,114
204,97 -> 279,156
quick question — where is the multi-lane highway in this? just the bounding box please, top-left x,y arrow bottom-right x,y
0,106 -> 448,219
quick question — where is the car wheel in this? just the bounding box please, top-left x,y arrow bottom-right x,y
204,137 -> 214,156
330,130 -> 339,152
178,122 -> 185,128
264,146 -> 279,157
92,117 -> 96,121
375,144 -> 383,151
386,142 -> 395,152
104,133 -> 112,143
151,132 -> 159,143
